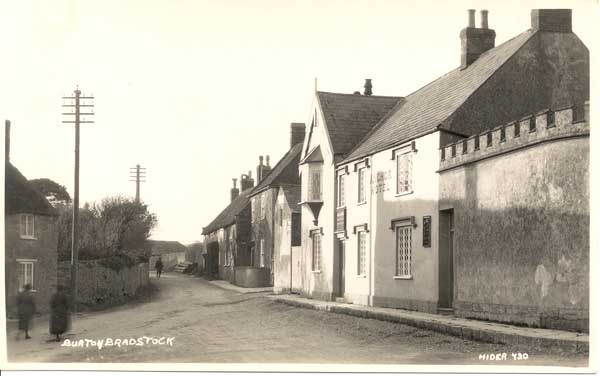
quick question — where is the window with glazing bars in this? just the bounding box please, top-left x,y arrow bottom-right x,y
338,174 -> 346,207
309,166 -> 322,201
395,226 -> 412,277
396,153 -> 412,194
357,231 -> 367,275
358,167 -> 367,203
17,261 -> 35,291
312,233 -> 321,271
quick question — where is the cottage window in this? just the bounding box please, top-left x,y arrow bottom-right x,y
312,232 -> 321,271
357,230 -> 367,276
308,165 -> 322,201
259,239 -> 265,267
338,174 -> 346,207
358,167 -> 368,203
20,214 -> 35,239
547,110 -> 555,128
261,195 -> 266,219
279,207 -> 283,226
500,128 -> 506,142
396,152 -> 412,195
514,122 -> 521,137
17,260 -> 35,291
395,225 -> 412,278
474,136 -> 480,150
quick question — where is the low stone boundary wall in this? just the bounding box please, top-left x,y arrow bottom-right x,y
58,260 -> 149,309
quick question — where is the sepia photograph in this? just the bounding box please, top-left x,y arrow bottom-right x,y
0,0 -> 596,373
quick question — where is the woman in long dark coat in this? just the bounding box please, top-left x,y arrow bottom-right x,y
17,284 -> 36,339
49,285 -> 71,342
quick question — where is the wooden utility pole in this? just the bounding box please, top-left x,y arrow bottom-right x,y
129,164 -> 146,203
62,86 -> 94,310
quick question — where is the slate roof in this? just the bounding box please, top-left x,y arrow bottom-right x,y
343,30 -> 534,163
250,143 -> 302,196
146,240 -> 187,255
317,92 -> 403,156
202,188 -> 253,235
5,162 -> 57,216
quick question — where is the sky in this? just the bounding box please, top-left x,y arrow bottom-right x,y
0,0 -> 596,244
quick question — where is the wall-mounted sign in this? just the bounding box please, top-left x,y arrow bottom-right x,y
375,170 -> 391,194
423,216 -> 431,248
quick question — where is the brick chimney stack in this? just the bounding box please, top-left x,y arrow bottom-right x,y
5,120 -> 10,162
230,178 -> 239,202
460,9 -> 496,69
364,79 -> 373,96
531,9 -> 572,33
290,122 -> 306,148
241,171 -> 255,191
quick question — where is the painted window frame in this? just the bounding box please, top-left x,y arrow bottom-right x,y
17,259 -> 36,291
394,220 -> 413,279
357,167 -> 367,204
357,230 -> 367,276
395,149 -> 413,196
310,230 -> 322,272
20,214 -> 35,239
308,164 -> 323,201
338,173 -> 346,208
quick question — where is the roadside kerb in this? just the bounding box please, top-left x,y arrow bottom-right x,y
270,295 -> 588,353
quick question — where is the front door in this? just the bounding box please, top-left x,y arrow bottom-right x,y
338,239 -> 345,297
438,210 -> 454,309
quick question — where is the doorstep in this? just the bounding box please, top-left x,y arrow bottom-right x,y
270,294 -> 588,353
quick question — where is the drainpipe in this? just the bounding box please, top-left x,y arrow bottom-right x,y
368,159 -> 373,306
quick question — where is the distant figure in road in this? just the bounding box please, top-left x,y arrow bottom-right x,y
155,257 -> 164,278
50,285 -> 71,342
17,284 -> 36,340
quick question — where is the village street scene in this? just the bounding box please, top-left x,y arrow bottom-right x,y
2,0 -> 593,371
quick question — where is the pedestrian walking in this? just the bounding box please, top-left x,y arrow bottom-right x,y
16,284 -> 36,340
155,256 -> 164,278
49,285 -> 71,342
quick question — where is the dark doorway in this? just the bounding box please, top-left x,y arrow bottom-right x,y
438,209 -> 454,310
338,239 -> 345,297
206,242 -> 220,278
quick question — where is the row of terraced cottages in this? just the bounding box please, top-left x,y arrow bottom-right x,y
203,9 -> 589,332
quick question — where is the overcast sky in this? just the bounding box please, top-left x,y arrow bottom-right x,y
1,0 -> 596,244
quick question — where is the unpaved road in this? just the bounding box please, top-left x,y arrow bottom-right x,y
6,272 -> 587,366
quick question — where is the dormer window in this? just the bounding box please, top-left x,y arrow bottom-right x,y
20,214 -> 35,239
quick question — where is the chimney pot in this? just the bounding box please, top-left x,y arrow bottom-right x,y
468,9 -> 476,27
480,10 -> 489,29
266,155 -> 270,167
259,155 -> 263,165
363,79 -> 373,96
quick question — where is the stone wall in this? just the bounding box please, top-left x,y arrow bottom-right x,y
58,260 -> 149,309
439,104 -> 589,331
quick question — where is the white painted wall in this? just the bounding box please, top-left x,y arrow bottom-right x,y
339,131 -> 441,310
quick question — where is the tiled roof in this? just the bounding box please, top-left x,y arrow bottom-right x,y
250,143 -> 302,196
343,30 -> 534,163
146,240 -> 187,255
202,188 -> 252,235
317,92 -> 403,156
5,162 -> 57,216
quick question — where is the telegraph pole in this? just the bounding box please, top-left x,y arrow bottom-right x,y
129,164 -> 146,203
62,86 -> 94,311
